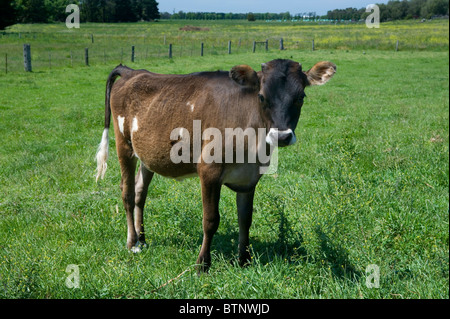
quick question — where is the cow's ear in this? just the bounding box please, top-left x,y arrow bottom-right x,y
305,61 -> 336,86
230,65 -> 259,88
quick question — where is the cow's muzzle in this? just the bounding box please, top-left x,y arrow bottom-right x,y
265,128 -> 297,147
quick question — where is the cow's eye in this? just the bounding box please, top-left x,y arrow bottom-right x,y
258,94 -> 265,103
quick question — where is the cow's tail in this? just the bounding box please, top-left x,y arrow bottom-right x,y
96,64 -> 133,182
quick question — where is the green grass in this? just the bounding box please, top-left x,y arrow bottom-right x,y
0,23 -> 449,299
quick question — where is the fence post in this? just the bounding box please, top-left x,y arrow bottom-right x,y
169,43 -> 172,59
228,40 -> 231,54
252,41 -> 256,53
312,39 -> 315,51
23,44 -> 32,72
201,42 -> 204,56
91,34 -> 94,44
280,38 -> 284,50
131,45 -> 135,62
5,53 -> 7,74
265,39 -> 268,51
85,48 -> 89,66
395,40 -> 399,52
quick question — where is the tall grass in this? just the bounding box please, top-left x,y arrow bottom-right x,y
0,19 -> 448,73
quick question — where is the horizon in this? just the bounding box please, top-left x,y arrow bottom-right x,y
158,0 -> 391,16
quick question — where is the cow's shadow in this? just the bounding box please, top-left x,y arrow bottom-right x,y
212,222 -> 361,281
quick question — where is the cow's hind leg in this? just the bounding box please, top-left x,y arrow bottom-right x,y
133,163 -> 154,252
117,145 -> 139,251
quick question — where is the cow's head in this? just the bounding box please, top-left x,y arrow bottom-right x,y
230,59 -> 336,147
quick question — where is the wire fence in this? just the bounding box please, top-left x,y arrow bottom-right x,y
0,29 -> 442,74
1,37 -> 320,73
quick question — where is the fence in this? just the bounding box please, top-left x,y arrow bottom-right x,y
1,32 -> 405,73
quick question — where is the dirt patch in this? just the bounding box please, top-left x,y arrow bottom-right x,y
179,25 -> 210,32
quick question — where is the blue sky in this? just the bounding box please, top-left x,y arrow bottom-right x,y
158,0 -> 391,16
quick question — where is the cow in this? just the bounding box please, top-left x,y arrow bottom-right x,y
95,59 -> 336,272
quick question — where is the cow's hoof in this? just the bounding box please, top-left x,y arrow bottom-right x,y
196,257 -> 211,275
130,241 -> 147,253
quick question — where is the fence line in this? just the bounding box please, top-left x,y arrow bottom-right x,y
2,36 -> 405,74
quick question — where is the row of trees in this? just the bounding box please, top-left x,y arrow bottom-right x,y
161,0 -> 448,21
1,0 -> 448,30
327,0 -> 448,21
162,11 -> 318,21
0,0 -> 160,27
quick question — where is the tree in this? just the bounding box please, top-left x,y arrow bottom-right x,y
422,0 -> 449,17
0,0 -> 17,29
46,0 -> 77,22
114,0 -> 137,22
15,0 -> 50,23
408,0 -> 427,17
388,0 -> 409,20
138,0 -> 160,20
247,12 -> 255,21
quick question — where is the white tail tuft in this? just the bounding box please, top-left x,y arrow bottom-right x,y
96,128 -> 109,182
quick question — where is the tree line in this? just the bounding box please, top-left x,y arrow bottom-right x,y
1,0 -> 449,30
160,0 -> 448,21
327,0 -> 448,21
160,11 -> 314,21
0,0 -> 160,28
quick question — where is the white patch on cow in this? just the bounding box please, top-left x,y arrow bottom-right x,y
131,242 -> 148,253
95,128 -> 109,182
265,128 -> 296,146
117,116 -> 125,135
132,117 -> 138,133
265,128 -> 277,146
187,101 -> 195,112
222,164 -> 260,186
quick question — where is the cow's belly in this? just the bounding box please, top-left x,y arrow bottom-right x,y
221,163 -> 261,192
131,130 -> 197,179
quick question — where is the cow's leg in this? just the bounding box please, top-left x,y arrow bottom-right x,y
236,189 -> 255,267
196,173 -> 222,273
133,163 -> 154,251
118,147 -> 138,251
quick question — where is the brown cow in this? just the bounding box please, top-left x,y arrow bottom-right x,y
96,59 -> 336,272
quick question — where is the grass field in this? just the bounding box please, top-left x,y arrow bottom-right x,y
0,19 -> 448,73
0,20 -> 449,299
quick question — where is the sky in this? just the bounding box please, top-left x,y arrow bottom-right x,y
158,0 -> 391,16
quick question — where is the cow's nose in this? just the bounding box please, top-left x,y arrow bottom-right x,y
266,129 -> 297,147
277,130 -> 294,147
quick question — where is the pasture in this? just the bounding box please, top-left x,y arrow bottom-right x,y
0,20 -> 448,299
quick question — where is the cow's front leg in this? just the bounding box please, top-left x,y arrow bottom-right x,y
236,189 -> 255,266
196,176 -> 222,273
